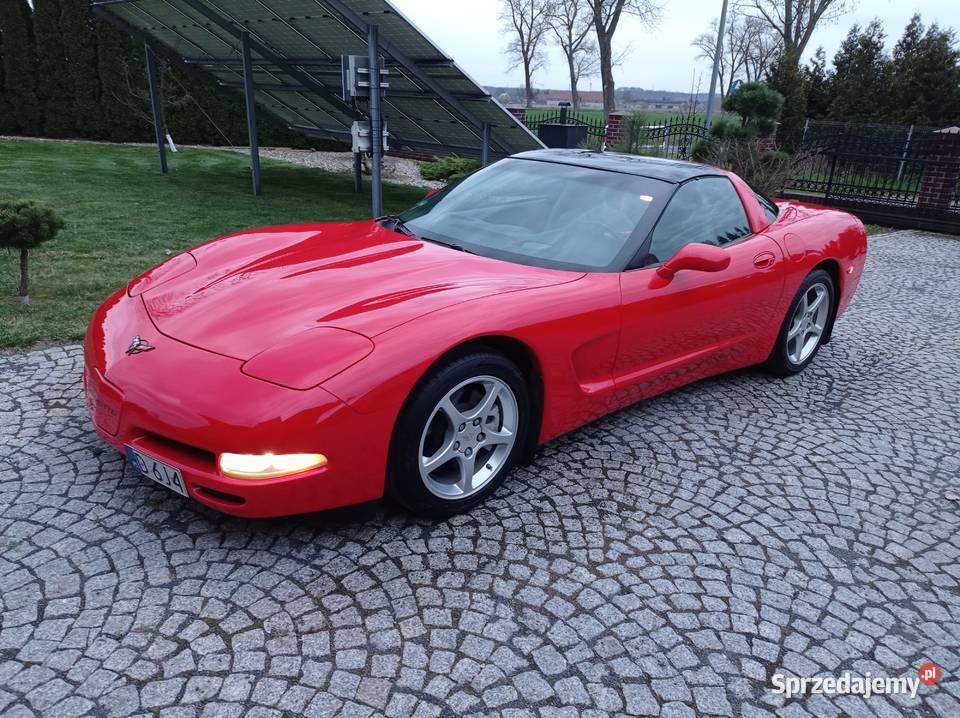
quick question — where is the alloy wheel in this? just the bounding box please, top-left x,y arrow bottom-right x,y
418,375 -> 519,499
786,282 -> 830,365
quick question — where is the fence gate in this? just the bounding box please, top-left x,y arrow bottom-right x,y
523,107 -> 607,142
623,117 -> 707,160
785,121 -> 960,233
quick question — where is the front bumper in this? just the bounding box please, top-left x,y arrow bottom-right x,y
83,288 -> 393,518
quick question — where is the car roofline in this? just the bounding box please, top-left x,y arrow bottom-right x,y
509,149 -> 726,184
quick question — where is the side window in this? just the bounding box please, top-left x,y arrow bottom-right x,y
756,192 -> 779,224
643,177 -> 752,265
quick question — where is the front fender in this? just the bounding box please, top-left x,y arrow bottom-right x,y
321,273 -> 623,445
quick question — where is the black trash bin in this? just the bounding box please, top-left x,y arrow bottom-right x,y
538,123 -> 590,149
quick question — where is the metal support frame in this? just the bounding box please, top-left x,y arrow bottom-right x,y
481,123 -> 491,167
240,32 -> 262,195
368,24 -> 384,217
179,0 -> 362,121
144,43 -> 168,174
321,0 -> 508,156
353,152 -> 363,194
289,124 -> 488,157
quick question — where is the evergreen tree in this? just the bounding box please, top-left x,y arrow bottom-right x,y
60,0 -> 103,137
33,0 -> 75,137
888,14 -> 960,126
0,25 -> 14,134
766,48 -> 807,149
828,20 -> 890,122
803,47 -> 831,119
0,0 -> 40,133
95,19 -> 151,142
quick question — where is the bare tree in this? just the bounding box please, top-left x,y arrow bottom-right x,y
692,12 -> 782,99
586,0 -> 662,120
743,16 -> 782,81
548,0 -> 599,108
501,0 -> 554,107
737,0 -> 848,59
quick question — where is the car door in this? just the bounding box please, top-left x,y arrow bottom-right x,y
614,176 -> 785,402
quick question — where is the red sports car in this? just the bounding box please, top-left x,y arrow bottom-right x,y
84,150 -> 867,518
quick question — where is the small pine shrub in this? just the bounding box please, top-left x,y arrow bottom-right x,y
420,157 -> 481,182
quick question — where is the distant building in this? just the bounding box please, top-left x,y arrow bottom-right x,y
634,99 -> 687,111
541,90 -> 604,108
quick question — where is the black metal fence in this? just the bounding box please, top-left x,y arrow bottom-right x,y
617,114 -> 707,160
784,120 -> 960,233
523,106 -> 607,139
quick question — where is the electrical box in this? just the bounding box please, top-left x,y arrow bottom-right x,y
351,121 -> 389,154
342,55 -> 389,101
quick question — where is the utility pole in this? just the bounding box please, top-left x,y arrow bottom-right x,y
703,0 -> 729,130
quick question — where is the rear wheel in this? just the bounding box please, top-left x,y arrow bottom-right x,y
763,269 -> 835,376
388,351 -> 530,517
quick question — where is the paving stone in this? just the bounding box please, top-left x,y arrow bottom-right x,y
1,231 -> 958,716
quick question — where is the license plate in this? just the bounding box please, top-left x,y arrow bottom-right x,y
125,446 -> 189,497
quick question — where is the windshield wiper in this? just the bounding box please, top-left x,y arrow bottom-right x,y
378,215 -> 418,238
421,236 -> 476,255
378,216 -> 475,255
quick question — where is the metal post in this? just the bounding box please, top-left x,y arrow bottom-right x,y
367,24 -> 384,217
144,43 -> 168,174
353,152 -> 363,193
896,124 -> 914,183
481,123 -> 491,167
703,0 -> 729,130
240,32 -> 262,196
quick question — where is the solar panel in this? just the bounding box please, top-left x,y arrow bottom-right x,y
92,0 -> 545,159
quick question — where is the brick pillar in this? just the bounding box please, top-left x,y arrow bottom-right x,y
756,134 -> 777,153
506,106 -> 527,123
918,127 -> 960,209
606,113 -> 625,148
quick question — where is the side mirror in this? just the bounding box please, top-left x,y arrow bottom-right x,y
656,243 -> 730,280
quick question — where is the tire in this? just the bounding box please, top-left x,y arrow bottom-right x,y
387,351 -> 531,517
763,269 -> 835,377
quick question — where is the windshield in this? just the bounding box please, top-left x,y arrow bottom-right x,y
397,158 -> 671,272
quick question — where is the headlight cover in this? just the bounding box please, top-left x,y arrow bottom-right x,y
241,326 -> 374,390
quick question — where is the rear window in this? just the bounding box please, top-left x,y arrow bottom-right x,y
755,192 -> 779,224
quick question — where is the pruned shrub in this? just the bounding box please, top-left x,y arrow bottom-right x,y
420,157 -> 481,182
0,199 -> 66,305
698,139 -> 793,196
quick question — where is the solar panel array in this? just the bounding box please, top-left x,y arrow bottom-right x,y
94,0 -> 544,159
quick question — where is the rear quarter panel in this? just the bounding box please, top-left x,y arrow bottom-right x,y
767,201 -> 868,321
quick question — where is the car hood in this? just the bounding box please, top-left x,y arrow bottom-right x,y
140,220 -> 583,360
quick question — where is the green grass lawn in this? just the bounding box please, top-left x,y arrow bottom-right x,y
0,139 -> 426,350
526,107 -> 705,124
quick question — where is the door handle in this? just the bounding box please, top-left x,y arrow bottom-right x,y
753,251 -> 776,269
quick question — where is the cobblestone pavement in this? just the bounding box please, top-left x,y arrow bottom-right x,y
2,230 -> 959,718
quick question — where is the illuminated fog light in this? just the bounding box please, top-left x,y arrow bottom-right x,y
219,452 -> 327,480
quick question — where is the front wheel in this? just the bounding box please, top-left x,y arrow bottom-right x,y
763,269 -> 835,376
387,351 -> 531,517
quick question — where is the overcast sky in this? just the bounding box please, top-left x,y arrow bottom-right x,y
391,0 -> 960,93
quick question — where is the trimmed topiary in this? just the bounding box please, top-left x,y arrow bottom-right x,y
0,199 -> 66,305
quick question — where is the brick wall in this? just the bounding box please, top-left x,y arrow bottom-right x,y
606,113 -> 625,147
506,107 -> 527,123
918,129 -> 960,209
